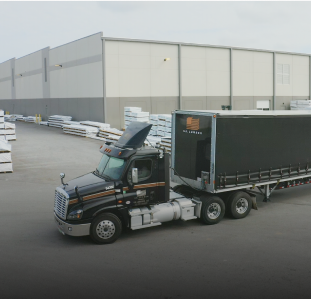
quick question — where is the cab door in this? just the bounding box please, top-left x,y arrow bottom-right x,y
122,156 -> 159,207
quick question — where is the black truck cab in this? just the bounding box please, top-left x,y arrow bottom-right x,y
54,122 -> 170,244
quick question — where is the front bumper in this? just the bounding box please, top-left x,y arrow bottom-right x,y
54,212 -> 91,237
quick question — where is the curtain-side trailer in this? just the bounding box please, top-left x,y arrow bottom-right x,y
53,110 -> 311,244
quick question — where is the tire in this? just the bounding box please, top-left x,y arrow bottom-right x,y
200,196 -> 225,225
90,213 -> 122,244
226,191 -> 252,219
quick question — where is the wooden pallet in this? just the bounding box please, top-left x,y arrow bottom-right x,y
0,171 -> 13,173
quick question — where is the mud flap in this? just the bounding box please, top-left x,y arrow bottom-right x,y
250,194 -> 258,210
247,192 -> 258,210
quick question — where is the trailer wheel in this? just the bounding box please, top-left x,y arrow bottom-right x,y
227,191 -> 252,219
90,213 -> 122,244
200,196 -> 225,225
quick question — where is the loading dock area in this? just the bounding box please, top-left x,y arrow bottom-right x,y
1,122 -> 311,298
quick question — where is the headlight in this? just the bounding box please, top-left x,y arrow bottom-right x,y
67,209 -> 83,220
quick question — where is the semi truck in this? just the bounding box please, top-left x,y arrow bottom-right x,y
54,110 -> 311,244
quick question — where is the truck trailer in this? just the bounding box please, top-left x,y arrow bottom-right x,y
54,110 -> 311,244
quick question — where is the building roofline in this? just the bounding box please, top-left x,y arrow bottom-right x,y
50,32 -> 103,50
102,36 -> 311,57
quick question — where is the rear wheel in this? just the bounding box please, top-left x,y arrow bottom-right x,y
227,191 -> 252,219
90,213 -> 122,244
200,196 -> 225,225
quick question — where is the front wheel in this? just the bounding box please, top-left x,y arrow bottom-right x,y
200,196 -> 225,225
90,213 -> 122,244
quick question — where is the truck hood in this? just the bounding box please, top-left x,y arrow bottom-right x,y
60,172 -> 114,198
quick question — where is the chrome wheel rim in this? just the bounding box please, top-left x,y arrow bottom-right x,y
96,220 -> 116,239
207,203 -> 221,219
236,198 -> 248,214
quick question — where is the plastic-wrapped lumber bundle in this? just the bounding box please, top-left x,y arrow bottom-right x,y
0,110 -> 3,125
124,107 -> 142,128
63,124 -> 99,137
79,121 -> 110,129
160,137 -> 171,153
17,116 -> 26,121
4,114 -> 23,122
62,121 -> 80,127
48,115 -> 73,127
290,100 -> 311,110
0,122 -> 16,141
24,116 -> 36,123
39,121 -> 49,126
98,128 -> 123,139
0,139 -> 13,173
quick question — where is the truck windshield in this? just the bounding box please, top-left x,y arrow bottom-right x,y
96,154 -> 126,180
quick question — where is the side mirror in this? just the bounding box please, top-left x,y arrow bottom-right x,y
60,173 -> 67,186
132,168 -> 138,184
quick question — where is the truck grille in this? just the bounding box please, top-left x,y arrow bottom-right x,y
54,188 -> 69,220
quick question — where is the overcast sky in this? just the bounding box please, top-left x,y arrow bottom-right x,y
1,1 -> 311,62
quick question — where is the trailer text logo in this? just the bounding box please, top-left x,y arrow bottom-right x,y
183,117 -> 202,135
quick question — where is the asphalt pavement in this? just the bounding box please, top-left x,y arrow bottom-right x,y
1,122 -> 311,299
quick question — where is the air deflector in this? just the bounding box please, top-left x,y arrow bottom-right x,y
115,122 -> 152,149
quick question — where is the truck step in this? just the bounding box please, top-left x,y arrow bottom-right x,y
131,222 -> 162,230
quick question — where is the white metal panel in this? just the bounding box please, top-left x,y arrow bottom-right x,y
254,73 -> 273,96
206,59 -> 229,72
233,60 -> 253,73
119,68 -> 150,97
106,41 -> 119,55
206,71 -> 230,96
182,70 -> 206,96
150,55 -> 178,70
254,62 -> 272,74
106,67 -> 119,97
118,41 -> 150,56
233,49 -> 253,61
150,43 -> 178,58
182,46 -> 205,59
253,51 -> 273,63
182,57 -> 205,71
233,72 -> 253,96
150,69 -> 178,97
119,54 -> 150,69
106,54 -> 119,69
206,47 -> 230,61
293,74 -> 309,96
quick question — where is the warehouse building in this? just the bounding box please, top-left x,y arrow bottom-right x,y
0,32 -> 310,129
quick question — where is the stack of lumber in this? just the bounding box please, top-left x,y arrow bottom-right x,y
0,139 -> 13,173
25,116 -> 36,123
149,114 -> 172,137
124,107 -> 149,129
80,121 -> 110,129
0,111 -> 16,141
48,115 -> 72,127
4,114 -> 23,122
98,128 -> 123,143
290,100 -> 311,110
160,137 -> 171,153
63,124 -> 99,137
